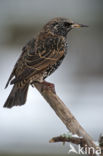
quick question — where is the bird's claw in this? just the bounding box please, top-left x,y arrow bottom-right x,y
41,81 -> 56,94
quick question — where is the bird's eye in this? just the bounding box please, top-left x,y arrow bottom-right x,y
64,22 -> 72,27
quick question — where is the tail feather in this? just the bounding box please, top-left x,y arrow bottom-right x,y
4,84 -> 29,108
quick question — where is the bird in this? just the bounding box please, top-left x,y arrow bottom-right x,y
4,17 -> 87,108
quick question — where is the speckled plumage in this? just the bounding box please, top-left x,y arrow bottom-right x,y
4,17 -> 87,108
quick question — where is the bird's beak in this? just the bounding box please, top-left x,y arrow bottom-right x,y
71,23 -> 88,28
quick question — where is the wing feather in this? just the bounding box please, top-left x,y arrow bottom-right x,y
6,35 -> 65,86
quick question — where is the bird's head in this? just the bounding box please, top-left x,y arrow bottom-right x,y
43,17 -> 88,37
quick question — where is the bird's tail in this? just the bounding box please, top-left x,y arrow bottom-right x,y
4,83 -> 29,108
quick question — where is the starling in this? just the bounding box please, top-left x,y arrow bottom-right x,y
4,17 -> 87,108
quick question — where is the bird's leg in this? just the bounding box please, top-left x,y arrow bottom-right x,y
40,81 -> 56,93
31,81 -> 56,93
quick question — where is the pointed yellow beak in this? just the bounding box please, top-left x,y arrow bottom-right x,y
71,23 -> 88,28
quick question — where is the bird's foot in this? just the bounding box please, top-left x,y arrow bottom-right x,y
40,81 -> 56,93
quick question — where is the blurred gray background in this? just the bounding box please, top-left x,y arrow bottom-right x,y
0,0 -> 103,155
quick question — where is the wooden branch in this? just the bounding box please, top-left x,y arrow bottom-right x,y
33,82 -> 97,153
49,135 -> 86,148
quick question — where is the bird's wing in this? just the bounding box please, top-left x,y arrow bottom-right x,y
6,36 -> 65,86
5,38 -> 36,88
24,36 -> 65,71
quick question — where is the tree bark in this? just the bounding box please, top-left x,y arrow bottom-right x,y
33,82 -> 97,154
